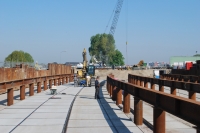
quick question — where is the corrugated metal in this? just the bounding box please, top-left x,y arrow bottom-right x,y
0,63 -> 72,83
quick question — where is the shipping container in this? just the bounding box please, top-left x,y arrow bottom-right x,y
185,62 -> 193,70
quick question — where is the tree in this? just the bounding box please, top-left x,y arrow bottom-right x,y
5,50 -> 34,63
194,54 -> 200,57
111,49 -> 125,66
89,33 -> 124,65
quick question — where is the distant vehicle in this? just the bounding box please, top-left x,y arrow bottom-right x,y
76,63 -> 83,69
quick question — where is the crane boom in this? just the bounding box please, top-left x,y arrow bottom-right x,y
109,0 -> 124,36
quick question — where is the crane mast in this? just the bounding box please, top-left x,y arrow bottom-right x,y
109,0 -> 124,36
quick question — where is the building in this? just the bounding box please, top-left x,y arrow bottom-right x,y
64,62 -> 80,67
170,56 -> 200,67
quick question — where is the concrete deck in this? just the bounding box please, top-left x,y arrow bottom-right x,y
0,84 -> 82,133
0,80 -> 197,133
67,82 -> 143,133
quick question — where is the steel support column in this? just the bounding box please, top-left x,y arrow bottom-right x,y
134,97 -> 143,125
37,82 -> 41,93
135,76 -> 138,85
7,88 -> 14,106
44,80 -> 47,90
144,78 -> 148,88
66,77 -> 68,83
62,77 -> 65,84
151,79 -> 155,90
112,86 -> 116,101
54,79 -> 57,86
29,83 -> 34,96
137,77 -> 140,86
171,87 -> 176,95
189,92 -> 196,100
58,78 -> 61,85
140,78 -> 144,87
110,83 -> 113,97
123,91 -> 130,113
20,85 -> 25,100
49,80 -> 52,89
153,107 -> 165,133
159,80 -> 164,92
116,87 -> 122,105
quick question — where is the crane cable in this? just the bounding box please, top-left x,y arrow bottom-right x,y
126,0 -> 128,65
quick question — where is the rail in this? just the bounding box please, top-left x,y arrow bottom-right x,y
0,63 -> 74,106
128,74 -> 200,100
161,74 -> 199,83
107,74 -> 200,133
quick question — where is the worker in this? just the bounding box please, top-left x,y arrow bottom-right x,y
86,73 -> 91,86
74,74 -> 78,87
95,76 -> 100,99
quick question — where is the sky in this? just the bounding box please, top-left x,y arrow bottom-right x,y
0,0 -> 200,65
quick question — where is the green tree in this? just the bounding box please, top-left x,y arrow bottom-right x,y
5,50 -> 34,63
194,54 -> 200,57
89,33 -> 124,65
111,49 -> 125,66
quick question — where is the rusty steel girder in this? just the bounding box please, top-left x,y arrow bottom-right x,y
108,76 -> 200,126
128,74 -> 200,93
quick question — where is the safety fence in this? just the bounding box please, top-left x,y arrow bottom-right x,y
107,74 -> 200,133
171,69 -> 200,76
161,74 -> 199,83
0,63 -> 74,106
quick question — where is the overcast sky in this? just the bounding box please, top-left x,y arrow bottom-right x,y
0,0 -> 199,65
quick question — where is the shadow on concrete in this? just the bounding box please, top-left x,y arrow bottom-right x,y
95,81 -> 132,133
0,88 -> 38,106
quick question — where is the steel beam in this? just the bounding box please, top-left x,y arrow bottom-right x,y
37,82 -> 41,93
20,85 -> 25,100
123,91 -> 130,113
29,83 -> 34,96
7,88 -> 13,106
49,80 -> 52,89
134,97 -> 143,125
116,87 -> 122,105
153,107 -> 165,133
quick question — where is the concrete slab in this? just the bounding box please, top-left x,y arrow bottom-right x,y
67,127 -> 117,133
0,126 -> 15,133
70,108 -> 106,114
72,105 -> 102,110
0,85 -> 82,133
20,119 -> 65,126
0,109 -> 34,114
28,113 -> 68,119
68,120 -> 113,127
0,113 -> 30,118
38,106 -> 70,109
35,108 -> 69,113
6,105 -> 39,109
67,86 -> 143,133
12,125 -> 64,133
70,114 -> 109,120
0,119 -> 24,125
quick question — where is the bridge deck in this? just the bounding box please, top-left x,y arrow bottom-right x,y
67,85 -> 142,133
0,84 -> 81,133
0,82 -> 197,133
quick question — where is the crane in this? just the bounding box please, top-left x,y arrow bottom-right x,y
109,0 -> 124,36
104,0 -> 125,65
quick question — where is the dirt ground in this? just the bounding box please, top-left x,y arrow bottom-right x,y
74,68 -> 171,82
95,69 -> 171,81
